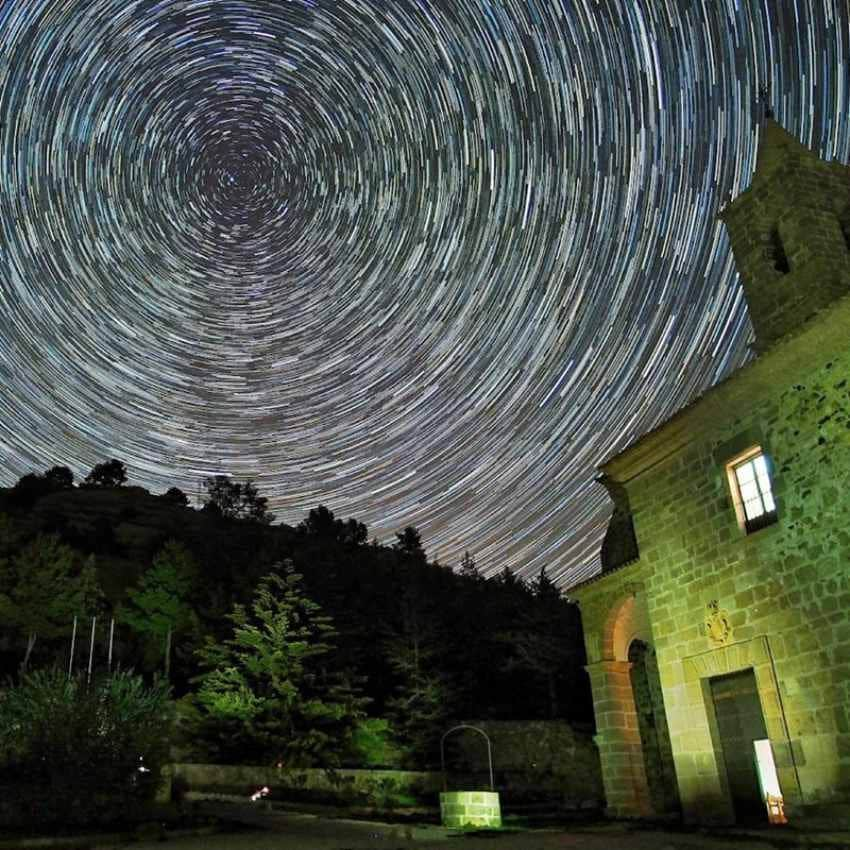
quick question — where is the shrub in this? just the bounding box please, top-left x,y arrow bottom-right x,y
0,668 -> 173,830
344,717 -> 408,768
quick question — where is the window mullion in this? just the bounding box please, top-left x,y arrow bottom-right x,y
751,467 -> 767,514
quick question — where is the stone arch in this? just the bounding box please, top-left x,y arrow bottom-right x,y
586,589 -> 679,818
599,584 -> 648,662
584,589 -> 655,817
613,596 -> 652,661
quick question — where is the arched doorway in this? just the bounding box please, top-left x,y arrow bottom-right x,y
585,591 -> 680,818
628,639 -> 680,815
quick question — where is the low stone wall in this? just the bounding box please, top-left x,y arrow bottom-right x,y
172,763 -> 442,806
445,720 -> 603,808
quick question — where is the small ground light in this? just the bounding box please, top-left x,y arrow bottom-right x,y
753,739 -> 787,825
765,794 -> 787,824
250,786 -> 270,802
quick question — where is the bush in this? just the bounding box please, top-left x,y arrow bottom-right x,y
344,717 -> 408,768
0,668 -> 173,830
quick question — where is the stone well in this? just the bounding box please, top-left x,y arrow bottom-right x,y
439,790 -> 502,828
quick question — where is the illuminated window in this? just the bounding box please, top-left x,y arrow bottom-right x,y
727,448 -> 777,534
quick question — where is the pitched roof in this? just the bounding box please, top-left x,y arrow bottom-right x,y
753,118 -> 816,179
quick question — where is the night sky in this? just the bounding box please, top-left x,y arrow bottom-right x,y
0,1 -> 848,587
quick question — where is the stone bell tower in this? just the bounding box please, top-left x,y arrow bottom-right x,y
719,119 -> 850,353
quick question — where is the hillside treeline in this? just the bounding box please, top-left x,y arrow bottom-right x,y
0,461 -> 593,766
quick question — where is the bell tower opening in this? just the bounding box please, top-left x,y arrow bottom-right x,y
719,118 -> 850,352
841,216 -> 850,252
769,228 -> 790,274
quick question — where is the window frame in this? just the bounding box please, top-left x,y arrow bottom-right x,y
725,446 -> 778,534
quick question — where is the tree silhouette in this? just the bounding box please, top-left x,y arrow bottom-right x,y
496,567 -> 583,718
298,505 -> 367,545
10,473 -> 54,509
458,551 -> 480,578
496,564 -> 520,587
161,486 -> 189,507
299,504 -> 339,538
44,465 -> 74,488
83,459 -> 127,487
202,475 -> 274,524
394,526 -> 424,559
341,517 -> 368,546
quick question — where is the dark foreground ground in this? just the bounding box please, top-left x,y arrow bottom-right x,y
92,803 -> 849,850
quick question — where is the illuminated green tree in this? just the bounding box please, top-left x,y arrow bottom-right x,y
190,562 -> 367,764
118,540 -> 198,677
0,530 -> 102,671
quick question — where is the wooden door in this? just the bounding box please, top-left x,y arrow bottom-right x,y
709,670 -> 768,823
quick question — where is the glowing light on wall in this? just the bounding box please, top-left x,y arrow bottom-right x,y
753,738 -> 787,825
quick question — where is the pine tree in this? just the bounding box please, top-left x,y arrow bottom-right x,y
383,576 -> 454,765
496,567 -> 582,718
118,540 -> 199,677
458,551 -> 480,578
190,561 -> 367,765
394,526 -> 425,559
0,530 -> 102,671
202,475 -> 274,524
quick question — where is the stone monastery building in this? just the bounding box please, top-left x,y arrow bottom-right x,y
571,118 -> 850,827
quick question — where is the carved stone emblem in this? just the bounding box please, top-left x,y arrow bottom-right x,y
705,600 -> 733,647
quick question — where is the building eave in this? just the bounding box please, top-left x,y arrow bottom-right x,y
566,556 -> 641,598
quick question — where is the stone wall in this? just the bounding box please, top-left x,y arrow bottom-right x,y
574,298 -> 850,825
172,763 -> 442,807
445,720 -> 603,808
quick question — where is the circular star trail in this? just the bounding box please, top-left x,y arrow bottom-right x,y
0,0 -> 848,586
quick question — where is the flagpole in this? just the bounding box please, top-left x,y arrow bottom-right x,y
87,616 -> 96,685
107,618 -> 115,672
68,615 -> 77,679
